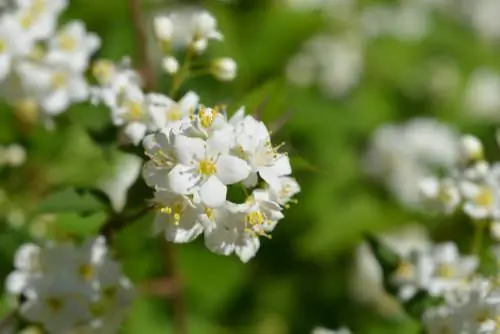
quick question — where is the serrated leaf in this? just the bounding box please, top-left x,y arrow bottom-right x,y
36,188 -> 107,216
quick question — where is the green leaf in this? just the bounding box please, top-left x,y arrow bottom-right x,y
364,233 -> 401,295
54,212 -> 106,236
35,188 -> 107,216
403,289 -> 443,320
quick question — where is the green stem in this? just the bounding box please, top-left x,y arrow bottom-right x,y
169,49 -> 194,98
472,220 -> 486,255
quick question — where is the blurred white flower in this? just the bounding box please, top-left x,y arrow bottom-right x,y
364,118 -> 460,208
153,15 -> 173,42
465,68 -> 500,121
6,238 -> 133,334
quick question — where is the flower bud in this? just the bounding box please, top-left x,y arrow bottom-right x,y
5,144 -> 26,167
153,16 -> 173,41
460,134 -> 483,162
162,56 -> 179,74
191,38 -> 208,53
211,57 -> 237,81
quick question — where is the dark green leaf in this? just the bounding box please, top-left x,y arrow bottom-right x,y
35,188 -> 107,216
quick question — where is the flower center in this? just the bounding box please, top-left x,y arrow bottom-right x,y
198,159 -> 216,176
0,40 -> 6,53
127,102 -> 143,121
475,187 -> 494,207
475,308 -> 492,323
160,201 -> 186,225
167,106 -> 182,121
92,60 -> 115,84
58,33 -> 77,51
204,207 -> 215,220
51,72 -> 67,89
395,260 -> 413,279
435,264 -> 455,278
79,263 -> 94,281
199,106 -> 218,128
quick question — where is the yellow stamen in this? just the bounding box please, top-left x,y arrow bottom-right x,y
167,106 -> 182,121
475,188 -> 494,207
51,72 -> 67,89
58,33 -> 77,51
0,40 -> 6,53
92,60 -> 115,83
79,263 -> 94,281
46,298 -> 63,312
198,159 -> 216,176
127,102 -> 143,121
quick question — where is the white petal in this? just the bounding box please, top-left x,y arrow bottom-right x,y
216,155 -> 250,185
235,236 -> 260,263
124,122 -> 147,145
5,271 -> 28,294
168,164 -> 198,195
142,161 -> 169,188
178,91 -> 199,113
199,176 -> 227,207
174,135 -> 206,165
0,54 -> 11,80
42,90 -> 70,115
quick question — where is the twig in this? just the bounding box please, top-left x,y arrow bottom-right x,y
127,1 -> 188,333
99,204 -> 154,242
163,241 -> 187,334
129,0 -> 157,90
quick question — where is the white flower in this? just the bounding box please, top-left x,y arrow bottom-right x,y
153,15 -> 173,42
13,0 -> 68,40
211,57 -> 237,81
142,129 -> 178,189
162,56 -> 179,74
234,115 -> 292,190
45,20 -> 101,72
460,165 -> 500,220
153,189 -> 204,243
0,15 -> 32,81
267,176 -> 300,206
422,305 -> 461,334
201,203 -> 261,263
460,134 -> 484,162
21,274 -> 93,334
147,90 -> 199,130
190,11 -> 223,42
5,243 -> 41,295
17,61 -> 89,115
168,134 -> 251,207
418,177 -> 460,213
465,68 -> 500,121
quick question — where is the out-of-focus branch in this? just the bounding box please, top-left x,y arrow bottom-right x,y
129,0 -> 157,91
127,1 -> 188,333
0,310 -> 18,334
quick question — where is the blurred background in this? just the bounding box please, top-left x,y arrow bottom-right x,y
1,0 -> 500,332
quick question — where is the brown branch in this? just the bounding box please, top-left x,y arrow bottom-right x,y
128,1 -> 188,333
99,204 -> 154,242
129,0 -> 157,91
163,241 -> 187,334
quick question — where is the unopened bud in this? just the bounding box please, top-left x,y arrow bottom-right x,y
153,16 -> 173,42
211,57 -> 237,81
162,56 -> 179,74
460,134 -> 483,162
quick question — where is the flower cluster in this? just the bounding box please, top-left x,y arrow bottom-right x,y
91,10 -> 237,146
153,10 -> 236,80
364,118 -> 460,208
143,107 -> 300,262
0,0 -> 100,127
5,237 -> 133,334
419,134 -> 500,236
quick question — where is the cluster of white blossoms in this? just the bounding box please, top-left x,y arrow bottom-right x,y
0,0 -> 100,127
5,237 -> 133,334
419,134 -> 500,235
142,107 -> 300,262
364,118 -> 460,208
91,11 -> 237,146
152,10 -> 236,80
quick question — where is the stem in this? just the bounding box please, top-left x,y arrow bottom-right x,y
169,49 -> 194,98
128,1 -> 188,332
99,205 -> 154,242
163,241 -> 187,334
472,220 -> 486,255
